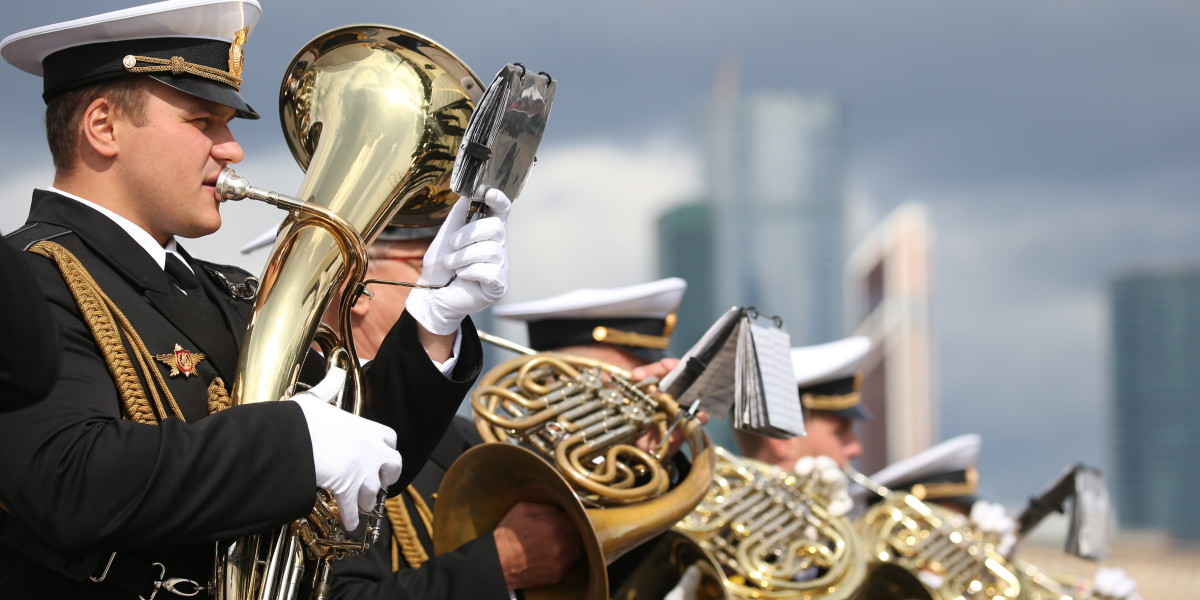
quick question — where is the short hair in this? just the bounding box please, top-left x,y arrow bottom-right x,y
45,77 -> 151,172
364,237 -> 431,275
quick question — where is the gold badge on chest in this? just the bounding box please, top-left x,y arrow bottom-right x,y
155,344 -> 207,378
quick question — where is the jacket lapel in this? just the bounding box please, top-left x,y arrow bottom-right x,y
28,191 -> 242,380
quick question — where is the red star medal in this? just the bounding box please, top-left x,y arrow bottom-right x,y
155,344 -> 206,378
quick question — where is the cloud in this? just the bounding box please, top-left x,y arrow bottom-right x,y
503,135 -> 701,303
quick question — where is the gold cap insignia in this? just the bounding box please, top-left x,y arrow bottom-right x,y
228,27 -> 249,80
155,344 -> 206,378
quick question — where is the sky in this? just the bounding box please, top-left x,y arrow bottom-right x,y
1,0 -> 1198,518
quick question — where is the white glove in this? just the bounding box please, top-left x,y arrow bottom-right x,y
406,187 -> 511,335
795,455 -> 854,518
663,564 -> 701,600
290,367 -> 403,530
969,499 -> 1017,555
1092,567 -> 1140,600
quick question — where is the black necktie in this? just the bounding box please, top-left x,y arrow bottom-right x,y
165,253 -> 224,325
165,253 -> 202,295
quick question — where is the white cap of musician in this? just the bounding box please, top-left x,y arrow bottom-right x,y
493,277 -> 686,363
1,0 -> 263,119
857,433 -> 982,507
792,336 -> 872,421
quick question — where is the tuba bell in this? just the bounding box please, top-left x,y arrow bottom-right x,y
211,25 -> 481,600
433,338 -> 716,600
671,447 -> 868,600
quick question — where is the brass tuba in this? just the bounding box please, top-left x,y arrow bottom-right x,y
847,468 -> 1023,600
672,447 -> 868,600
212,25 -> 481,600
433,339 -> 716,600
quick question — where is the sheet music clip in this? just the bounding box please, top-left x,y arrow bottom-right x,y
451,62 -> 556,222
660,306 -> 803,438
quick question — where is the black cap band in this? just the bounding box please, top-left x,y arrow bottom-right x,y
41,37 -> 258,119
528,317 -> 671,363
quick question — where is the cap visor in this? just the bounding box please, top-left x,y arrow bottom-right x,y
832,403 -> 871,422
151,73 -> 259,119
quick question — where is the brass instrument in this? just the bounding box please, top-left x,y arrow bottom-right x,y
848,468 -> 1023,600
433,339 -> 716,600
211,25 -> 481,600
672,447 -> 867,600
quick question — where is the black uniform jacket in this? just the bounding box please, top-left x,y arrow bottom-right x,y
0,232 -> 60,409
0,191 -> 483,598
331,416 -> 511,600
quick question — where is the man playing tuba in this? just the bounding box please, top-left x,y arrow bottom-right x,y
0,1 -> 509,598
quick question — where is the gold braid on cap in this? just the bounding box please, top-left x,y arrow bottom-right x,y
122,55 -> 242,89
590,312 -> 677,350
800,373 -> 863,412
910,467 -> 979,501
801,390 -> 861,412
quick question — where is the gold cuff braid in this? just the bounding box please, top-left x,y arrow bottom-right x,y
123,55 -> 242,90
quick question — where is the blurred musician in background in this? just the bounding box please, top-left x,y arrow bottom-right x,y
734,336 -> 872,470
856,434 -> 1143,600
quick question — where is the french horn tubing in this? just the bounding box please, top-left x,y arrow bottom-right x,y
433,332 -> 716,600
847,467 -> 1023,600
672,447 -> 868,600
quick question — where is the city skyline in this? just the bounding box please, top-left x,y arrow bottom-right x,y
1,0 -> 1197,521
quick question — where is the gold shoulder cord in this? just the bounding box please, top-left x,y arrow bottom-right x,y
29,241 -> 228,423
386,486 -> 435,571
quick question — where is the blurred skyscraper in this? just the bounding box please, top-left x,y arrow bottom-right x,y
845,203 -> 936,473
656,85 -> 851,451
699,90 -> 849,346
1110,266 -> 1200,542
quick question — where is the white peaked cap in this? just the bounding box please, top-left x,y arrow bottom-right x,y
494,277 -> 687,321
2,0 -> 262,75
791,336 -> 871,389
865,433 -> 982,500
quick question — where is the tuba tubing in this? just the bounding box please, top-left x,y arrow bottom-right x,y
211,24 -> 481,600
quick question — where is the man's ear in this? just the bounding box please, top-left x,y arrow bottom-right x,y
80,97 -> 119,158
350,292 -> 372,317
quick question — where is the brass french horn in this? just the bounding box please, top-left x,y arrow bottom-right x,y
433,338 -> 716,600
211,25 -> 481,600
847,468 -> 1023,600
672,448 -> 868,600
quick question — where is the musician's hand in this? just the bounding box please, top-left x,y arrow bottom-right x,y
629,357 -> 680,382
406,187 -> 511,335
290,367 -> 403,530
636,408 -> 709,460
493,501 -> 582,590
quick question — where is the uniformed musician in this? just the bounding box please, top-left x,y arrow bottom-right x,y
734,336 -> 873,470
327,277 -> 692,599
0,1 -> 509,597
